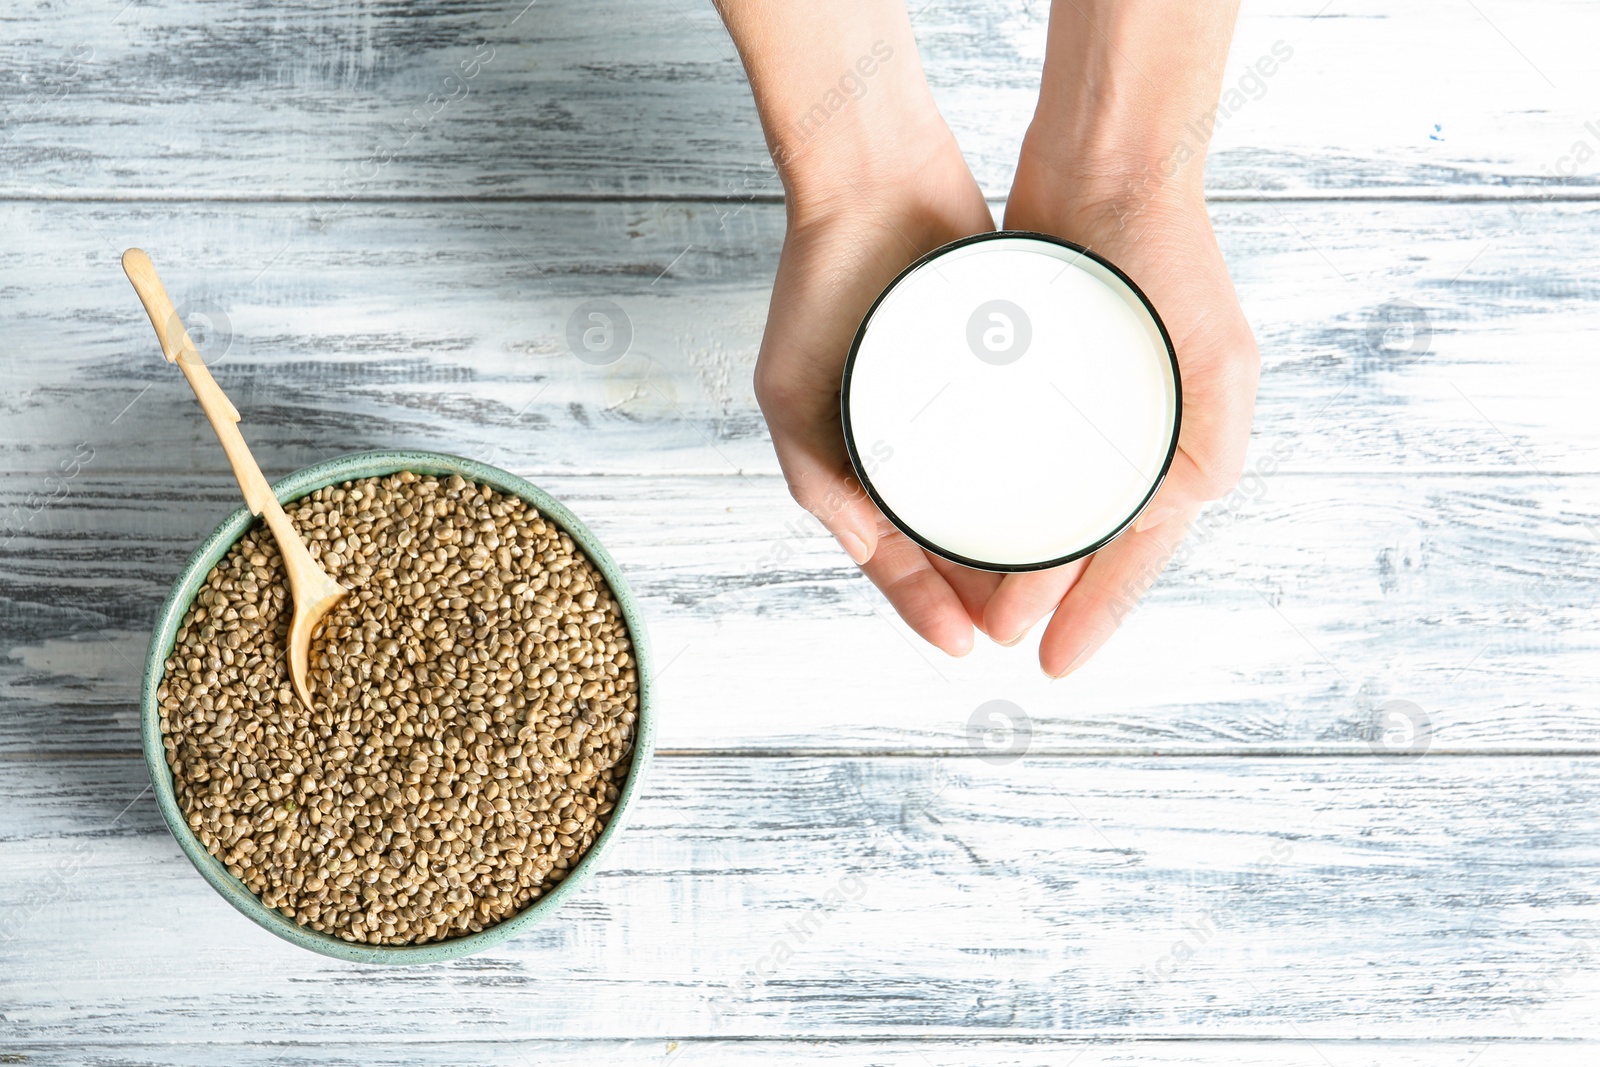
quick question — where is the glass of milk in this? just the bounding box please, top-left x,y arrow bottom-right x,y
841,231 -> 1181,572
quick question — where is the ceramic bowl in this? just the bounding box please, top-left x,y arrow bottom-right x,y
140,449 -> 654,964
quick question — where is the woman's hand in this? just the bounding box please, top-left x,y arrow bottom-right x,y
978,0 -> 1259,676
995,181 -> 1260,676
717,0 -> 1258,674
756,145 -> 999,656
714,0 -> 1005,655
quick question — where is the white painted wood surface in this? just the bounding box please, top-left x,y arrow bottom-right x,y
7,472 -> 1600,755
6,756 -> 1600,1044
9,1043 -> 1600,1067
3,0 -> 1599,199
10,1044 -> 1600,1067
5,199 -> 1600,477
3,0 -> 1599,1063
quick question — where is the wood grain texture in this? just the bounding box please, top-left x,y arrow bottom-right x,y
5,0 -> 1599,1056
3,755 -> 1600,1041
4,470 -> 1600,756
5,1042 -> 1600,1067
3,199 -> 1600,480
2,1 -> 1598,199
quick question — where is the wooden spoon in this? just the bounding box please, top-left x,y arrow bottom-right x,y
122,248 -> 346,712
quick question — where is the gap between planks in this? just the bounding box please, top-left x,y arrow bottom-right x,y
6,469 -> 1600,480
7,191 -> 1600,205
9,1036 -> 1600,1046
7,749 -> 1600,761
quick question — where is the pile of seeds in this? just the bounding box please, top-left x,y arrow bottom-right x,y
156,472 -> 639,945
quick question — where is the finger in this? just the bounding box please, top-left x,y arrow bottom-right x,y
926,551 -> 1004,626
1171,329 -> 1260,499
770,434 -> 884,565
981,559 -> 1089,646
1038,498 -> 1202,678
758,349 -> 882,565
1147,245 -> 1261,498
757,291 -> 889,564
976,451 -> 1196,645
859,525 -> 975,656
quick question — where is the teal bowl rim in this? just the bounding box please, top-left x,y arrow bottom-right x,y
139,449 -> 655,965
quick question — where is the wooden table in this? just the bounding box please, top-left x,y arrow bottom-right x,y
4,2 -> 1599,1062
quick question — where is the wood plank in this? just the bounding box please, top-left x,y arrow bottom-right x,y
4,1040 -> 1598,1067
3,1 -> 1598,199
3,199 -> 1599,479
7,3 -> 1595,1056
3,755 -> 1599,1040
4,468 -> 1599,756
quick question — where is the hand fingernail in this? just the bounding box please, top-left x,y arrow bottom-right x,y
1133,504 -> 1179,534
1047,645 -> 1092,680
996,628 -> 1030,648
833,529 -> 871,565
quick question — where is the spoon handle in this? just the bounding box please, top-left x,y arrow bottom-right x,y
121,248 -> 279,519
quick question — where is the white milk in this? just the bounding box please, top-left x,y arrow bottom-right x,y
843,233 -> 1180,570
